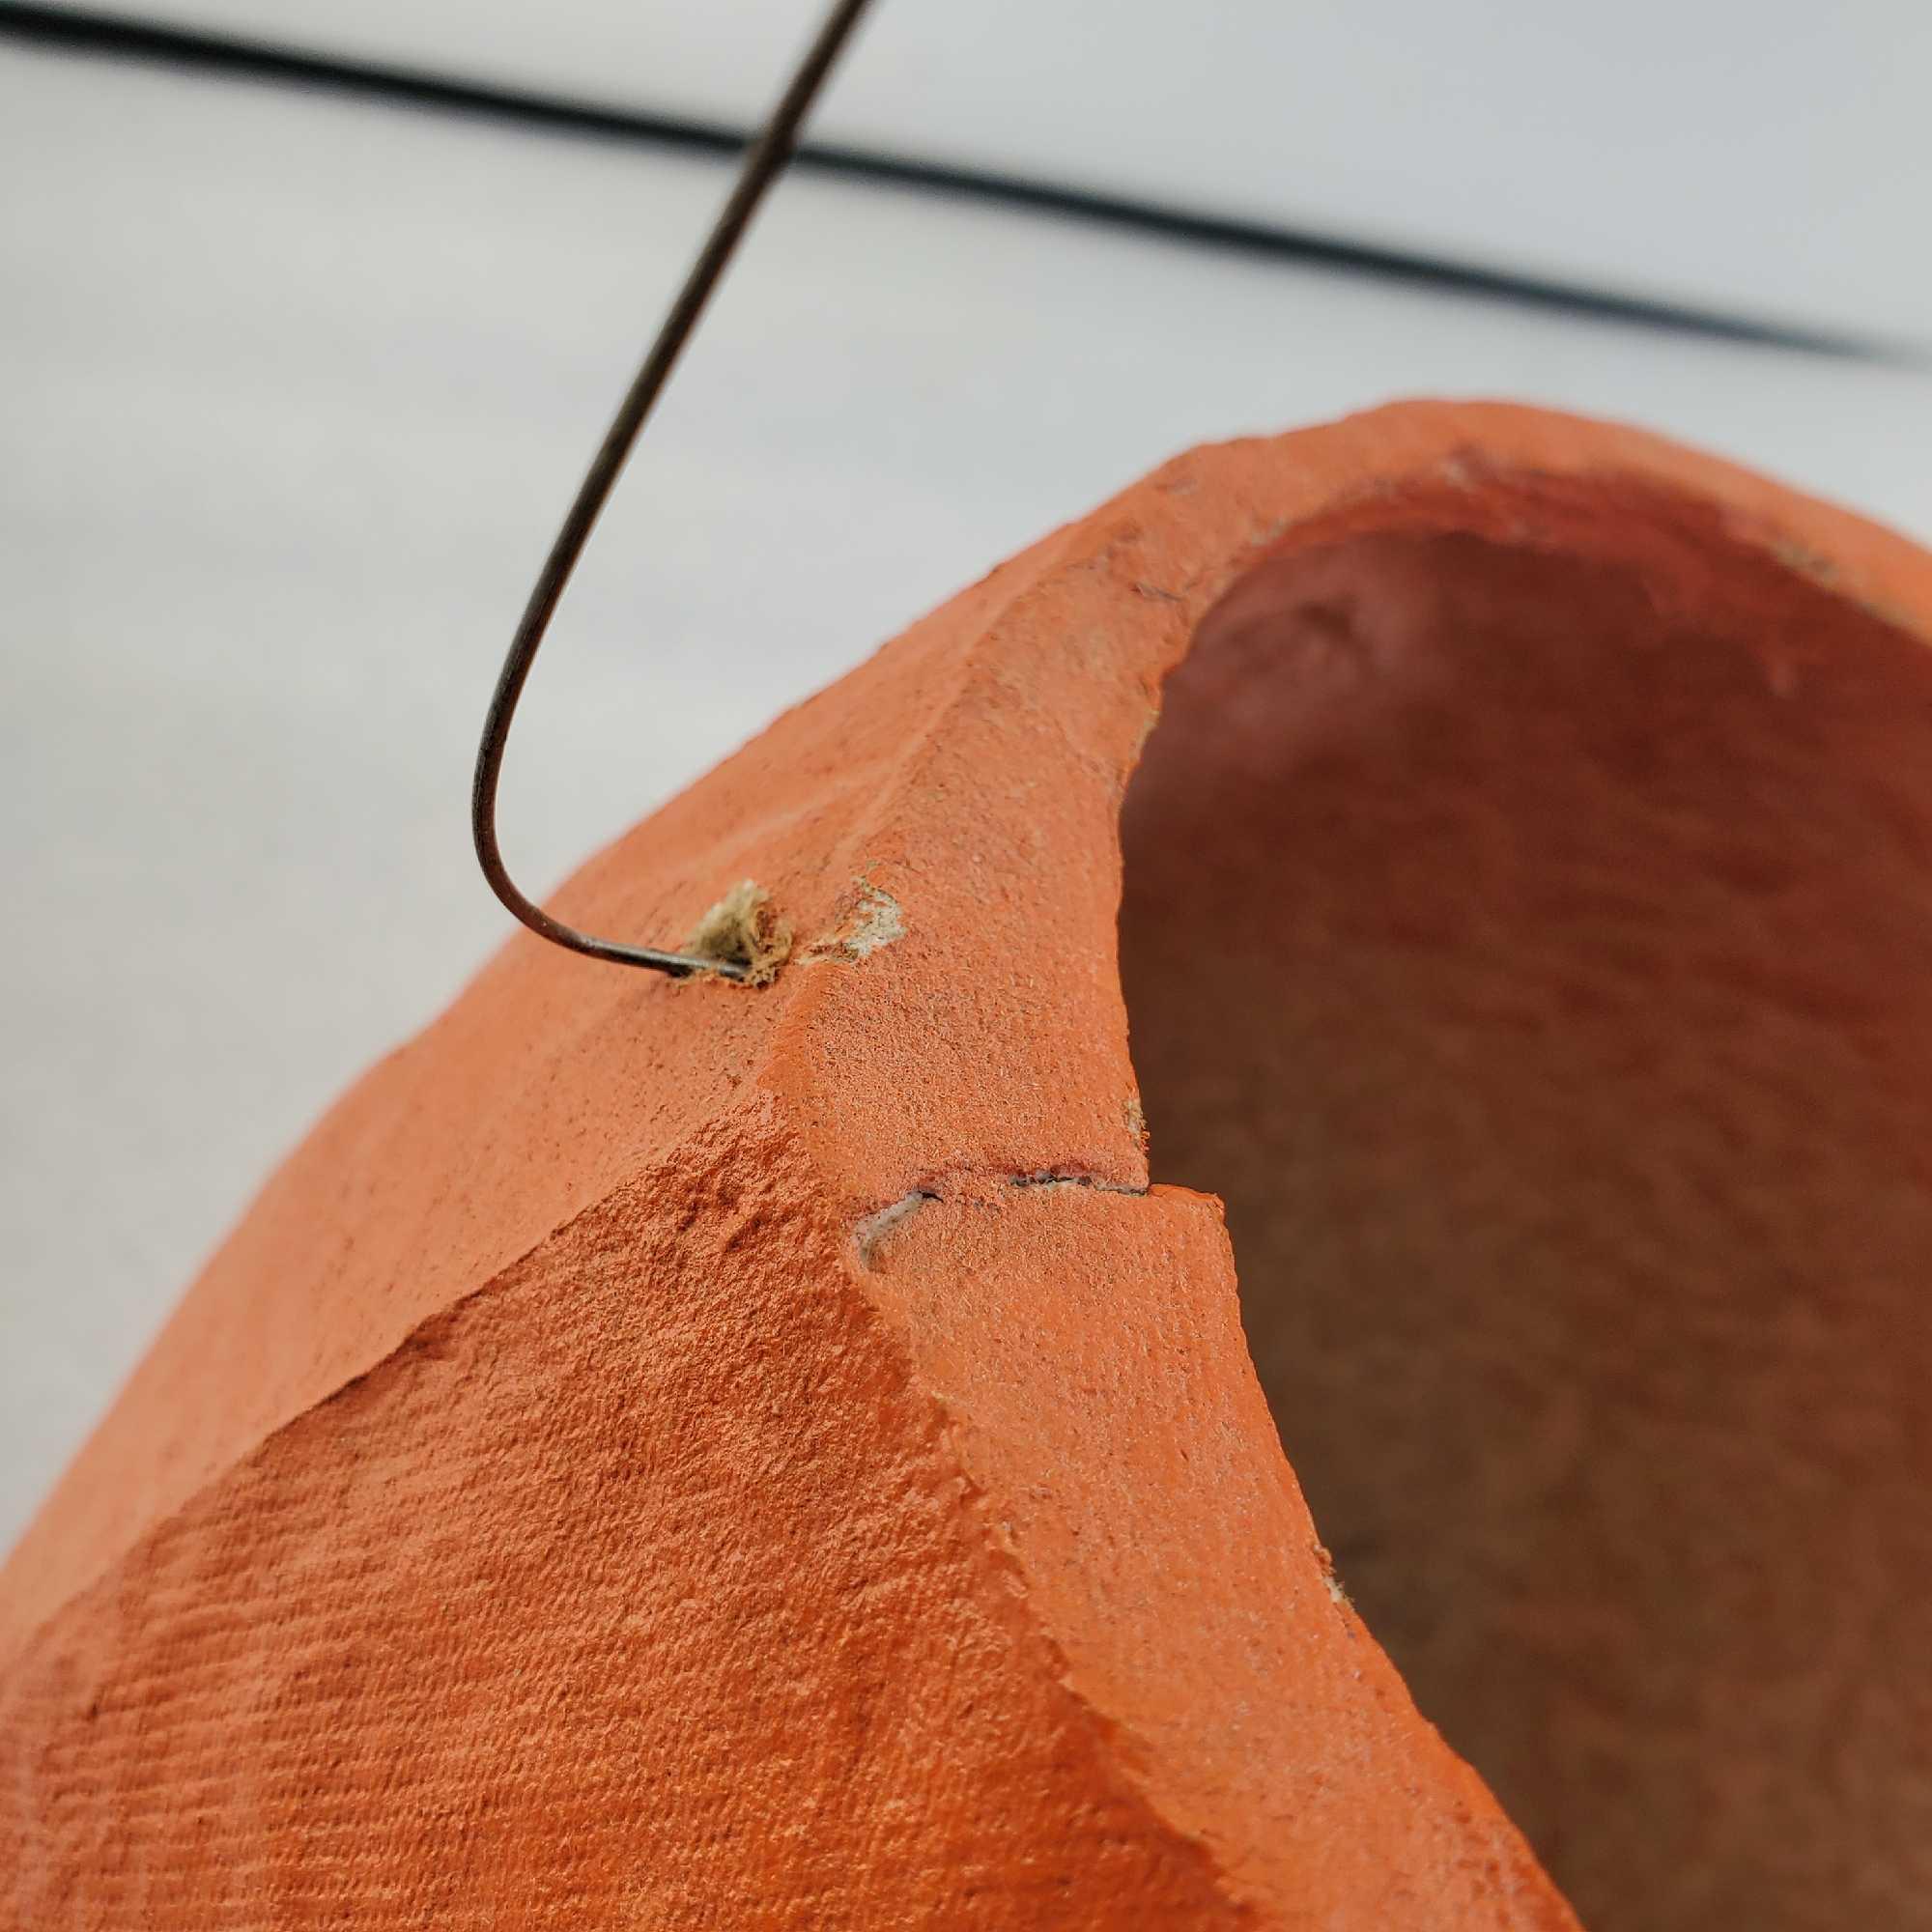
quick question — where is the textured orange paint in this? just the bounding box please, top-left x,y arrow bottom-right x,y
4,402 -> 1929,1925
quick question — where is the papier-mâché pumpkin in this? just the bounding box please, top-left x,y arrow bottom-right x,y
3,402 -> 1927,1932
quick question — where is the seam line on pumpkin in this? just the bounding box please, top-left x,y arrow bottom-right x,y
854,1170 -> 1148,1267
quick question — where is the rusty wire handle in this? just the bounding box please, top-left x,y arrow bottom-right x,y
473,0 -> 875,978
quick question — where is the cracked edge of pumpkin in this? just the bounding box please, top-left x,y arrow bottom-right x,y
853,1169 -> 1148,1268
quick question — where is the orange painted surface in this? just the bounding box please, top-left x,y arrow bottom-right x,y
4,402 -> 1928,1925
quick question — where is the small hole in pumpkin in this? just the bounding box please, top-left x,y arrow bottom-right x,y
1119,524 -> 1932,1932
684,879 -> 792,983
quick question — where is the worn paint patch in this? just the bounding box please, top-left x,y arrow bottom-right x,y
808,882 -> 905,964
843,885 -> 905,957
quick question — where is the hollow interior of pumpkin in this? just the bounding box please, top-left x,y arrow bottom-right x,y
1118,527 -> 1932,1932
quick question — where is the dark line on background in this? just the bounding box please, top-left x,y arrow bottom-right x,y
0,0 -> 1892,358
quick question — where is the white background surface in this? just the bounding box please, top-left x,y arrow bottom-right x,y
126,0 -> 1932,343
4,28 -> 1930,1552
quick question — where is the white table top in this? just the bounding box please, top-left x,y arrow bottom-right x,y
130,0 -> 1932,343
